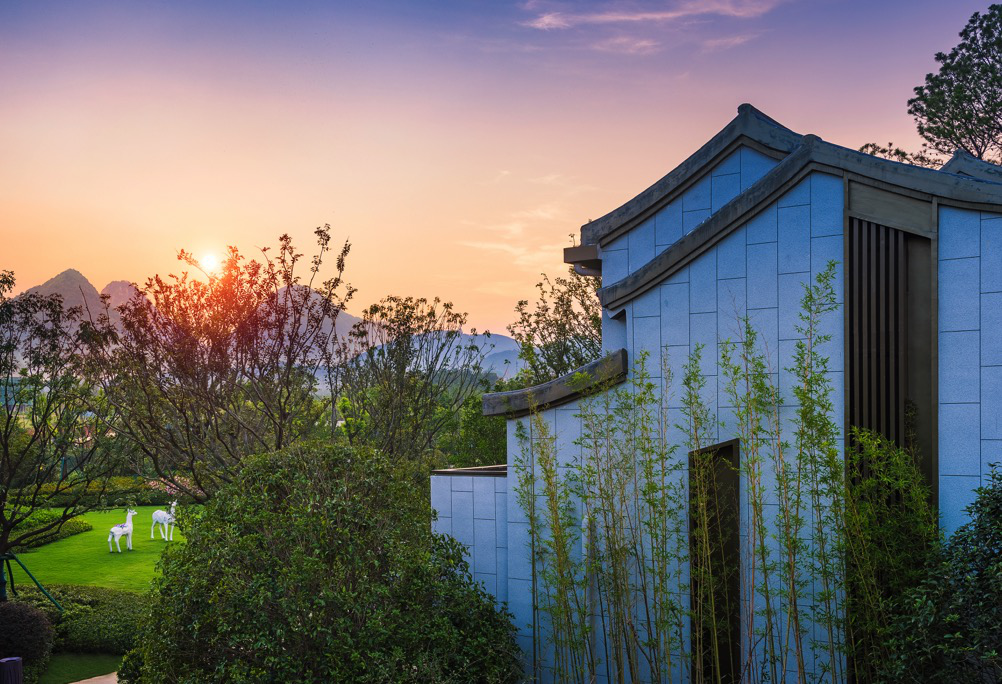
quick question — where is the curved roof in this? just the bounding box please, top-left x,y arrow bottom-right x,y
599,134 -> 1002,311
581,104 -> 803,246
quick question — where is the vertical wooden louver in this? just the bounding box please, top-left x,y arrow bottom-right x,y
846,218 -> 909,449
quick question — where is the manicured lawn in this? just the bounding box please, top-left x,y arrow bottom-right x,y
12,506 -> 182,593
39,653 -> 121,684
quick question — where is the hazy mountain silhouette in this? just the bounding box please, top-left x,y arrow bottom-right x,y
23,269 -> 104,316
100,280 -> 141,327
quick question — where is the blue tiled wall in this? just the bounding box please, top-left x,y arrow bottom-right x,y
938,206 -> 1002,534
485,171 -> 845,681
437,166 -> 999,680
430,473 -> 509,604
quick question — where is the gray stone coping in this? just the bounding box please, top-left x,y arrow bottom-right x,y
430,464 -> 507,477
481,348 -> 629,418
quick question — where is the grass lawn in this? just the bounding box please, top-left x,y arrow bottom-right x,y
39,653 -> 122,684
12,506 -> 183,593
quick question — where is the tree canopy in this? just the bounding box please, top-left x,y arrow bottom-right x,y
908,4 -> 1002,163
85,227 -> 353,501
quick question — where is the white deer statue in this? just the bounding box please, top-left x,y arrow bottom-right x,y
151,500 -> 177,541
108,508 -> 137,553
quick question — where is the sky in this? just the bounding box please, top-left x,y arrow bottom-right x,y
0,0 -> 991,333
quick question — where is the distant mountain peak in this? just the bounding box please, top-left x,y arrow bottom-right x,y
25,269 -> 102,313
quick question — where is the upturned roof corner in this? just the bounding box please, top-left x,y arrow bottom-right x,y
940,149 -> 1002,182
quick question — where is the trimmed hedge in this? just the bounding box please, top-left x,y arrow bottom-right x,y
14,584 -> 144,655
14,511 -> 93,550
27,476 -> 186,508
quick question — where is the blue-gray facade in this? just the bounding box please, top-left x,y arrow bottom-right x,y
431,104 -> 1002,682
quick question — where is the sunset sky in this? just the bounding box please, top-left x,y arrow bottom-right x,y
1,0 -> 990,332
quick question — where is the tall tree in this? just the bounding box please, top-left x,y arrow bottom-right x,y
507,266 -> 602,386
0,271 -> 118,600
335,296 -> 488,462
860,5 -> 1002,166
909,4 -> 1002,163
86,227 -> 353,502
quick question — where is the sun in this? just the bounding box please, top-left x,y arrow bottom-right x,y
200,253 -> 220,274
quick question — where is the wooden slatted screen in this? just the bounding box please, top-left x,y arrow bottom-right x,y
846,218 -> 909,450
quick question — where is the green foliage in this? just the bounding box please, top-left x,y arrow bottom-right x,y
86,228 -> 354,501
16,584 -> 143,654
129,443 -> 521,684
908,4 -> 1002,162
882,465 -> 1002,683
508,266 -> 602,387
25,476 -> 185,509
336,296 -> 490,462
842,429 -> 939,682
437,383 -> 513,468
0,270 -> 119,568
13,513 -> 92,551
516,351 -> 692,682
0,600 -> 55,684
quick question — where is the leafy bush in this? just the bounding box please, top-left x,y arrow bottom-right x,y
0,601 -> 54,684
883,464 -> 1002,683
14,511 -> 93,550
15,584 -> 144,654
126,443 -> 521,684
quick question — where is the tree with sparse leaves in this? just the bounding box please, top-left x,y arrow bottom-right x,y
508,266 -> 602,387
0,271 -> 119,600
85,227 -> 353,502
335,295 -> 489,462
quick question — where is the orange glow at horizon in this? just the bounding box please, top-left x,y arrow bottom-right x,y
1,1 -> 987,333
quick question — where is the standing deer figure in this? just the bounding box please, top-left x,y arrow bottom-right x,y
108,508 -> 137,553
151,500 -> 177,541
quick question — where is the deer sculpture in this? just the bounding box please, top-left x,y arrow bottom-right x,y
151,500 -> 177,541
108,508 -> 137,553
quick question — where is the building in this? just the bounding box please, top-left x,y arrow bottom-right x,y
431,104 -> 1002,682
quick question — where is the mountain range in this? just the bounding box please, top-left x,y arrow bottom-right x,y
22,270 -> 523,378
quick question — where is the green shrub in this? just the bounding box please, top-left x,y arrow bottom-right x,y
15,584 -> 144,654
0,601 -> 54,684
129,443 -> 522,684
883,464 -> 1002,683
14,511 -> 93,550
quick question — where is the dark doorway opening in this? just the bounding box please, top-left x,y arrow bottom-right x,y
689,439 -> 740,684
